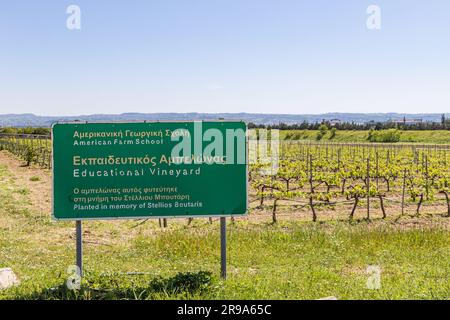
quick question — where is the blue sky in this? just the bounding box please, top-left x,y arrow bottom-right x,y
1,1 -> 449,116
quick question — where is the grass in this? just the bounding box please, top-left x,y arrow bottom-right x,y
0,164 -> 449,300
281,130 -> 450,144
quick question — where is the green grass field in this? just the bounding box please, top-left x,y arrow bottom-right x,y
0,163 -> 449,300
281,130 -> 450,144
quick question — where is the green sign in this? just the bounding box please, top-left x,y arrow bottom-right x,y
52,121 -> 247,220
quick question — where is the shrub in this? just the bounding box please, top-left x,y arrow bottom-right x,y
368,129 -> 401,143
319,124 -> 328,135
25,146 -> 37,166
284,132 -> 293,140
329,127 -> 337,139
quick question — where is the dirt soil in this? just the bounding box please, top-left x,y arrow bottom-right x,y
0,150 -> 52,215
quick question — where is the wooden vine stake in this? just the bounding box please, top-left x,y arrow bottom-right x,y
366,158 -> 370,220
401,169 -> 407,216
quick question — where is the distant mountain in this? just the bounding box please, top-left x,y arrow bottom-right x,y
0,112 -> 447,127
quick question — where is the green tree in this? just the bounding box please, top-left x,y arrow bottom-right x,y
329,127 -> 337,139
316,124 -> 328,140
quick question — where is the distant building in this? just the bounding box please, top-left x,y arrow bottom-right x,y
329,119 -> 341,126
392,118 -> 423,125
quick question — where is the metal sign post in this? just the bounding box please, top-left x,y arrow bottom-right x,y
76,220 -> 83,277
220,217 -> 227,279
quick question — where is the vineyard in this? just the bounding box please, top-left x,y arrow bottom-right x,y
0,133 -> 449,222
250,141 -> 450,222
0,133 -> 51,168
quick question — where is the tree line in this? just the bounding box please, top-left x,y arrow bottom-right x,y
249,114 -> 450,131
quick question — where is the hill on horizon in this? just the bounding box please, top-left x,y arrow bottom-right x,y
0,112 -> 447,127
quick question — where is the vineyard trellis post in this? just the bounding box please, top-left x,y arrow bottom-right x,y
375,150 -> 379,188
401,169 -> 407,216
308,154 -> 317,222
425,155 -> 429,200
366,158 -> 370,220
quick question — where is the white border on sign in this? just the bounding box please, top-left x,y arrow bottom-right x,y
51,120 -> 249,221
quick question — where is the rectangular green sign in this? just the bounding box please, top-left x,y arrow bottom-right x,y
52,121 -> 247,220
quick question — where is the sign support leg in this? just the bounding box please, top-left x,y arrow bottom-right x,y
76,220 -> 83,277
220,217 -> 227,279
